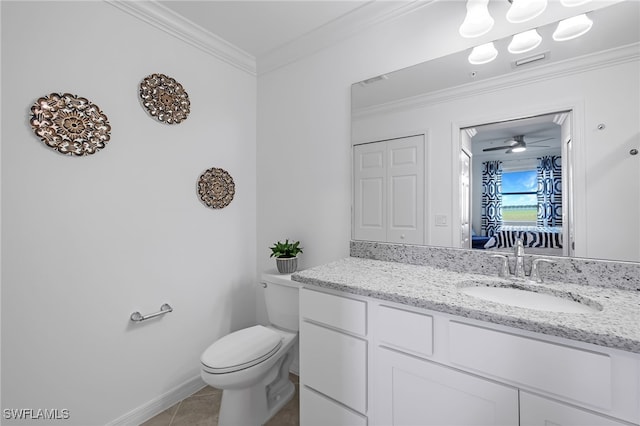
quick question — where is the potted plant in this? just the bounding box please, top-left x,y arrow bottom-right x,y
269,239 -> 303,274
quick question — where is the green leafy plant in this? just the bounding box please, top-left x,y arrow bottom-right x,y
269,239 -> 303,258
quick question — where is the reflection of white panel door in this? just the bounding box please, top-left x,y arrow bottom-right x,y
387,136 -> 424,244
354,135 -> 424,243
354,143 -> 386,242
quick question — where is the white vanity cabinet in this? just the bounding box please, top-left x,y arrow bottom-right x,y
520,392 -> 630,426
373,304 -> 518,426
299,288 -> 369,426
299,285 -> 640,426
375,347 -> 519,425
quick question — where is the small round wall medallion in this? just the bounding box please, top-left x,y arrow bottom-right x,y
139,73 -> 190,124
197,167 -> 235,209
29,93 -> 111,156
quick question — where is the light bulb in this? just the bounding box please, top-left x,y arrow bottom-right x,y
507,0 -> 547,23
560,0 -> 590,6
508,29 -> 543,54
468,42 -> 498,65
553,14 -> 593,41
459,0 -> 495,38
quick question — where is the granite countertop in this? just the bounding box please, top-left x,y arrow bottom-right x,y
292,257 -> 640,354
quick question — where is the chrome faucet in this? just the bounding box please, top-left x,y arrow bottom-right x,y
513,239 -> 526,278
490,254 -> 510,277
490,239 -> 556,282
530,258 -> 556,283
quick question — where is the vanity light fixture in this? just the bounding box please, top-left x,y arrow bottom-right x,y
508,29 -> 543,54
465,1 -> 595,65
468,42 -> 498,64
560,0 -> 590,7
506,0 -> 548,23
459,0 -> 495,38
553,14 -> 593,41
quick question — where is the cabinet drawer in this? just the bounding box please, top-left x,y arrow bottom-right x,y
377,305 -> 433,357
301,386 -> 367,426
300,321 -> 367,413
520,392 -> 627,426
449,321 -> 612,409
300,288 -> 367,335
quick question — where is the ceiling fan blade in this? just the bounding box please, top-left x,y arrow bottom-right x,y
528,137 -> 554,144
483,145 -> 511,152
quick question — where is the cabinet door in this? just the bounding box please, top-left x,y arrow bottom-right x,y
374,347 -> 518,426
520,392 -> 629,426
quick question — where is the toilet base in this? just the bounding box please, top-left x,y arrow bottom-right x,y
217,343 -> 296,426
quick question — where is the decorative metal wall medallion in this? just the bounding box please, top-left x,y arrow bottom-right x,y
29,93 -> 111,156
197,167 -> 235,209
139,73 -> 190,124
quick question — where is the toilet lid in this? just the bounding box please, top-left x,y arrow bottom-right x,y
201,325 -> 283,374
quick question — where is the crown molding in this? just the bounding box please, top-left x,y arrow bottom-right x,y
257,0 -> 436,75
353,43 -> 640,120
105,0 -> 256,75
106,0 -> 434,77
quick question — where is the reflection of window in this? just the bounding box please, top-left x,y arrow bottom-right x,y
501,170 -> 537,224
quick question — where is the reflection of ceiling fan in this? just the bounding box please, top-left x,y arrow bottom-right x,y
482,135 -> 553,154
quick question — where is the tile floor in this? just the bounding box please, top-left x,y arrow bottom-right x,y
141,374 -> 299,426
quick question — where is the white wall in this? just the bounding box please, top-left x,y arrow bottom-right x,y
1,2 -> 256,425
256,2 -> 475,278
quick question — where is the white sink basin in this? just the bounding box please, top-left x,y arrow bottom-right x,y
459,282 -> 601,313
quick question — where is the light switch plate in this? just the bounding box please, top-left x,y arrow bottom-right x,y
435,215 -> 448,226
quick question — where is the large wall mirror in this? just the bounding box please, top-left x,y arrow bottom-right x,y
351,1 -> 639,262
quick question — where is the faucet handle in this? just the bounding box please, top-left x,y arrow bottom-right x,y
490,254 -> 510,277
530,258 -> 556,283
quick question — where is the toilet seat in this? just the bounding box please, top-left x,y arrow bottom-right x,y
201,325 -> 283,374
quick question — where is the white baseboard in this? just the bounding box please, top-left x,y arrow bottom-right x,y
106,375 -> 205,426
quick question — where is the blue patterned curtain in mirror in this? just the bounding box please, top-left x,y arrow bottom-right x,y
482,160 -> 503,237
536,155 -> 562,227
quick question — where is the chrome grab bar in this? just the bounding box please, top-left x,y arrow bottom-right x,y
130,303 -> 173,322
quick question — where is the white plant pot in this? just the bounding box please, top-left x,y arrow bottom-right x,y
275,257 -> 298,274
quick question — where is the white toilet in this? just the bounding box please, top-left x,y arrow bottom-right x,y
200,271 -> 301,426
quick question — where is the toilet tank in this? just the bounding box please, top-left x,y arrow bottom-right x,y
261,271 -> 301,332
